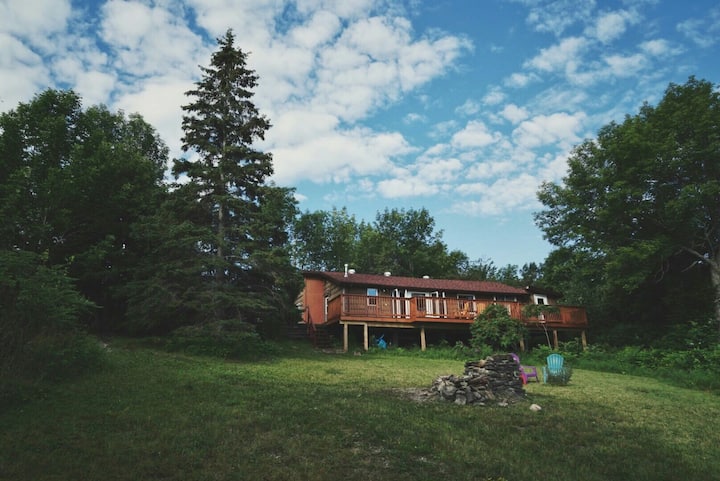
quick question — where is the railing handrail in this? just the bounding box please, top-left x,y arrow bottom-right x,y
324,293 -> 587,327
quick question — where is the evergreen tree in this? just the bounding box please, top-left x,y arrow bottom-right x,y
166,29 -> 297,328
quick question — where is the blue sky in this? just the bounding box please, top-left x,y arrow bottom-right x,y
1,0 -> 719,268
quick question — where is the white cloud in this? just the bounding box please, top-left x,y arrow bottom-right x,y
451,173 -> 540,216
603,53 -> 648,77
376,176 -> 440,198
523,0 -> 596,36
512,112 -> 586,150
589,9 -> 640,43
525,36 -> 588,73
271,128 -> 413,184
451,120 -> 501,149
416,157 -> 463,182
500,104 -> 530,124
482,86 -> 506,105
100,0 -> 204,78
0,0 -> 71,41
114,76 -> 194,156
504,72 -> 538,88
640,38 -> 682,57
0,33 -> 49,106
466,160 -> 517,180
455,99 -> 481,116
288,9 -> 342,49
403,112 -> 426,124
676,8 -> 720,48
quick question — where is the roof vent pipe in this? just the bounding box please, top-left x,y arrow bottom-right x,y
344,264 -> 348,277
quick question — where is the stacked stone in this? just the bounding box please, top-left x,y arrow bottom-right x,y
430,354 -> 525,406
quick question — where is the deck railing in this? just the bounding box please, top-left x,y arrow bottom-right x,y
325,294 -> 587,329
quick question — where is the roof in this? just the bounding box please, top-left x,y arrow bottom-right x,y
303,271 -> 528,296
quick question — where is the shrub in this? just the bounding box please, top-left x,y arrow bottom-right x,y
165,319 -> 279,360
0,249 -> 96,379
470,304 -> 527,352
22,333 -> 106,381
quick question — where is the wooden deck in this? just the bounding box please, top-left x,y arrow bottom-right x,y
326,294 -> 588,330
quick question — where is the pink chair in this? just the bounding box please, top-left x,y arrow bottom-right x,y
510,353 -> 539,384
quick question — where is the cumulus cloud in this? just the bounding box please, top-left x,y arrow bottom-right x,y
451,120 -> 501,149
588,9 -> 640,43
603,53 -> 648,77
482,86 -> 506,105
523,0 -> 596,36
455,99 -> 481,116
512,112 -> 586,150
100,0 -> 204,78
524,36 -> 588,73
451,173 -> 540,216
0,0 -> 72,41
271,128 -> 413,184
500,104 -> 530,124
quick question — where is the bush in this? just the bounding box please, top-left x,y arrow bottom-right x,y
165,319 -> 280,360
0,249 -> 95,379
22,333 -> 107,381
470,304 -> 527,352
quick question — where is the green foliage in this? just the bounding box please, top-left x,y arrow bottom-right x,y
0,89 -> 169,331
292,206 -> 468,278
164,29 -> 298,329
20,333 -> 106,381
471,304 -> 527,351
531,339 -> 720,390
0,249 -> 95,375
535,77 -> 720,337
521,303 -> 560,318
165,320 -> 280,360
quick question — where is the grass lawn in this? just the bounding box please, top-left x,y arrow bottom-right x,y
1,342 -> 719,481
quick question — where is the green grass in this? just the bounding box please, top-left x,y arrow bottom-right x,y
1,342 -> 719,481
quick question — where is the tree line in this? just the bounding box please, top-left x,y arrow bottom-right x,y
2,29 -> 718,377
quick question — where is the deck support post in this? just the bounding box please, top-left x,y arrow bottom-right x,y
581,330 -> 587,350
363,323 -> 369,351
553,329 -> 559,349
343,323 -> 348,353
519,337 -> 526,352
420,326 -> 426,351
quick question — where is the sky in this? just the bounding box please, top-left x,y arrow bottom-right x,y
1,0 -> 719,268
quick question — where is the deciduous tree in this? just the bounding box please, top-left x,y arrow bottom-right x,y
536,77 -> 720,336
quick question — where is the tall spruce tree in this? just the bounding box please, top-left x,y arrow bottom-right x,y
169,29 -> 297,327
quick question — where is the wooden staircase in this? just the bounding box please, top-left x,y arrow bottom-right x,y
286,322 -> 335,349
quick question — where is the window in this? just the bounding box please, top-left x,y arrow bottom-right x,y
367,288 -> 378,306
457,294 -> 476,313
535,295 -> 547,305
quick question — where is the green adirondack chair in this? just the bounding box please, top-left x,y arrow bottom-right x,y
542,353 -> 564,383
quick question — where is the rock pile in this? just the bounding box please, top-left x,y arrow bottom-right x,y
430,354 -> 526,406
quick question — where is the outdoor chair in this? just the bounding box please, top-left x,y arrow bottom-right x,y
510,353 -> 539,384
542,353 -> 564,383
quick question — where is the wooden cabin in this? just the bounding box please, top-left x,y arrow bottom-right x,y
298,270 -> 588,352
